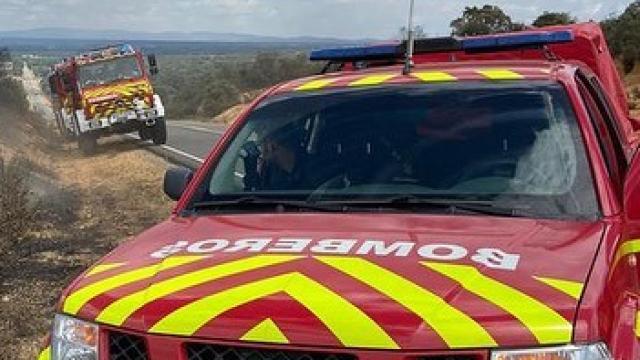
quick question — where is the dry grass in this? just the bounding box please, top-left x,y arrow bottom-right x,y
0,155 -> 36,254
0,114 -> 172,359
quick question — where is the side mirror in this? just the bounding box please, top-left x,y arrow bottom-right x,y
164,166 -> 193,201
147,54 -> 159,76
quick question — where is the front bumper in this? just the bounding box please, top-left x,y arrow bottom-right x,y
38,325 -> 616,360
79,108 -> 160,133
39,326 -> 490,360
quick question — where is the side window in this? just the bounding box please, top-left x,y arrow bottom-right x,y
587,76 -> 628,165
576,75 -> 625,190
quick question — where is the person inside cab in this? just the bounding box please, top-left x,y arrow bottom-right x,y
255,123 -> 309,191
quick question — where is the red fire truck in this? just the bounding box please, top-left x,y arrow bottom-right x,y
48,44 -> 166,154
37,23 -> 640,360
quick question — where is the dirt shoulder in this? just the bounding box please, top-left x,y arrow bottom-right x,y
0,111 -> 172,359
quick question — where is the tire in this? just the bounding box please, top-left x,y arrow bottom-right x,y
152,118 -> 167,145
54,111 -> 74,142
138,127 -> 152,141
78,133 -> 97,155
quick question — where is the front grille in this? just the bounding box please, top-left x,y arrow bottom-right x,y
109,332 -> 148,360
186,344 -> 356,360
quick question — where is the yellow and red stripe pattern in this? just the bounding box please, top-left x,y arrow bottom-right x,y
289,66 -> 551,93
82,79 -> 153,118
37,346 -> 50,360
60,254 -> 583,350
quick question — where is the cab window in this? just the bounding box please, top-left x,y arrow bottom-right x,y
196,82 -> 599,220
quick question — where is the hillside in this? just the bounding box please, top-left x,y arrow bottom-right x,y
0,87 -> 173,359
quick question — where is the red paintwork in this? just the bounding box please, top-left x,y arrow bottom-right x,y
49,48 -> 153,114
67,215 -> 600,350
45,23 -> 640,359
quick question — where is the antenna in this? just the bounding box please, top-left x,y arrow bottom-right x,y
403,0 -> 415,75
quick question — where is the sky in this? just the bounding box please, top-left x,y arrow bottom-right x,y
0,0 -> 633,39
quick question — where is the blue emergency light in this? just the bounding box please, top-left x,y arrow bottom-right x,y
310,44 -> 401,62
310,30 -> 574,62
461,30 -> 573,50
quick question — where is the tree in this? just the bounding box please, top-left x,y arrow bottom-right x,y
532,11 -> 577,27
450,5 -> 517,36
601,1 -> 640,73
0,48 -> 10,78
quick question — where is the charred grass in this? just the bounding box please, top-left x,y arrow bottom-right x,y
0,112 -> 172,359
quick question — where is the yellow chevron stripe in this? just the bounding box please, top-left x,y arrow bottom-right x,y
83,81 -> 150,98
349,74 -> 396,87
413,71 -> 457,82
296,79 -> 337,91
636,311 -> 640,338
424,262 -> 572,344
317,256 -> 497,348
534,276 -> 583,300
240,318 -> 289,344
86,263 -> 126,277
96,255 -> 300,326
613,239 -> 640,269
150,272 -> 398,349
37,346 -> 50,360
63,256 -> 204,315
477,69 -> 524,80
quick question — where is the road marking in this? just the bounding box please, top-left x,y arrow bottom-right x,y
168,123 -> 221,134
125,134 -> 205,164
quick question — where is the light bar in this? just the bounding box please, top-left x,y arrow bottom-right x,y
310,44 -> 401,62
310,30 -> 574,62
462,30 -> 574,50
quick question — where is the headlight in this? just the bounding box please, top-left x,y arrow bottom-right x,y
51,314 -> 99,360
491,343 -> 612,360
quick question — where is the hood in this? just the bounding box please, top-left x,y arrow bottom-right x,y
61,214 -> 604,350
82,79 -> 153,117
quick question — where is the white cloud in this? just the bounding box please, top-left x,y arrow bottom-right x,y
0,0 -> 632,38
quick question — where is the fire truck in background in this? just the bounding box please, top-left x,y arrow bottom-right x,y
48,44 -> 166,154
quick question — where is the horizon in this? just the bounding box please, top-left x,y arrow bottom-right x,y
0,0 -> 632,40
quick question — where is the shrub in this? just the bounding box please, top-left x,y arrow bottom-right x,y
0,155 -> 35,252
0,77 -> 30,114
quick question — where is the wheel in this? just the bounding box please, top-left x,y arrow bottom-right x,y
54,111 -> 74,142
138,127 -> 152,141
78,133 -> 97,155
151,118 -> 167,145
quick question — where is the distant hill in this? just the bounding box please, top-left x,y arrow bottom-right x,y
0,27 -> 366,44
0,28 -> 370,56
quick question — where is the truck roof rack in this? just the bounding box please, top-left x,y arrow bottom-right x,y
310,30 -> 574,65
74,44 -> 136,65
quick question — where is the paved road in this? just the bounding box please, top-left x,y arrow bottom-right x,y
164,121 -> 226,162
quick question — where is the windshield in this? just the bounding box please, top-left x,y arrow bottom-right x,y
192,82 -> 599,220
78,56 -> 142,88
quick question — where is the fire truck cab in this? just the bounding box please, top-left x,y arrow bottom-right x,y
48,44 -> 166,154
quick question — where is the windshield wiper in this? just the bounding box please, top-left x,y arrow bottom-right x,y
316,195 -> 529,217
191,196 -> 345,213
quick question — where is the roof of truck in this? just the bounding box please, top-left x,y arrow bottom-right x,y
275,60 -> 569,94
283,22 -> 629,125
